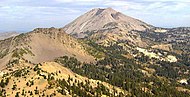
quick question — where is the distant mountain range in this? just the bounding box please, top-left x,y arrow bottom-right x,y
0,8 -> 190,97
0,32 -> 19,40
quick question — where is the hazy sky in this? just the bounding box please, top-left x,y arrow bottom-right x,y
0,0 -> 190,32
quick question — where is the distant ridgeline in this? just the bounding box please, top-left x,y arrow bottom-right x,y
0,8 -> 189,97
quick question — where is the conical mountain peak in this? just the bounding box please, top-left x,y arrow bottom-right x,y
64,8 -> 152,38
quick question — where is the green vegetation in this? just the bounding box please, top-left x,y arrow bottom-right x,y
0,49 -> 9,58
11,47 -> 34,58
55,41 -> 190,97
0,27 -> 189,96
57,77 -> 119,97
12,68 -> 29,77
6,59 -> 19,68
12,48 -> 27,58
12,84 -> 17,90
0,78 -> 9,88
26,80 -> 34,87
82,40 -> 105,59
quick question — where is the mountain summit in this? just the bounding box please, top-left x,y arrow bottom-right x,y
0,28 -> 95,68
64,7 -> 152,38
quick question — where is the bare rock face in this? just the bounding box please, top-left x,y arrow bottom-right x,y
63,8 -> 152,38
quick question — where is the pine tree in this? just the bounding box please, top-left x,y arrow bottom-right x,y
21,89 -> 25,96
15,92 -> 19,97
30,91 -> 33,96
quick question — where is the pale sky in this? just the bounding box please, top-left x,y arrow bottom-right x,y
0,0 -> 190,32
